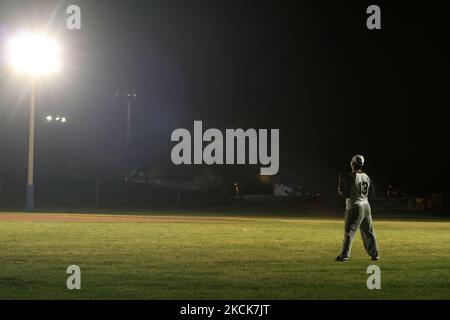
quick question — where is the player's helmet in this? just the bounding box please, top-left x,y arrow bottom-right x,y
351,154 -> 365,168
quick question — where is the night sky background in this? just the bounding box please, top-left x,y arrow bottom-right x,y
0,0 -> 449,199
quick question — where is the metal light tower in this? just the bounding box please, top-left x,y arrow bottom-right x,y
115,90 -> 137,144
125,90 -> 137,143
27,80 -> 36,210
7,32 -> 60,211
115,90 -> 137,181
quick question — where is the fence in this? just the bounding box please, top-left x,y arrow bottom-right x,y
0,176 -> 233,209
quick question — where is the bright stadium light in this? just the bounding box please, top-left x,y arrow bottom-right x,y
7,31 -> 61,211
7,32 -> 60,76
45,114 -> 68,124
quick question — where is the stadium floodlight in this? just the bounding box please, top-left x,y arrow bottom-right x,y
7,31 -> 61,211
7,32 -> 60,76
45,114 -> 68,124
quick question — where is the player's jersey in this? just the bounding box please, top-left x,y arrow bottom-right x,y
339,171 -> 375,210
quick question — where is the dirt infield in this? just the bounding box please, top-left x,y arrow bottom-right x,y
0,212 -> 261,224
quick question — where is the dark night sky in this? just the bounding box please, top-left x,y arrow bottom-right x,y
0,0 -> 449,194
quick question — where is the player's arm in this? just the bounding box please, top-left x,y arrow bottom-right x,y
338,174 -> 344,197
368,177 -> 376,201
338,174 -> 349,198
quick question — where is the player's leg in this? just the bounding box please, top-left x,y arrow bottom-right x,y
338,207 -> 364,260
360,204 -> 379,260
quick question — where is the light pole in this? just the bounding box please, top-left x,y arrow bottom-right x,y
125,90 -> 137,144
116,90 -> 137,143
115,89 -> 136,159
126,94 -> 132,143
7,32 -> 60,211
26,79 -> 36,210
115,90 -> 137,182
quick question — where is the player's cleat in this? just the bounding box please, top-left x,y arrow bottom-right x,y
371,256 -> 380,261
335,255 -> 348,262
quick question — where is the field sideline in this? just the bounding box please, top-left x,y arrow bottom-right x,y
0,211 -> 449,300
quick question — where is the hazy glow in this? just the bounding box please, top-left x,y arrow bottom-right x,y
7,32 -> 60,76
46,115 -> 53,121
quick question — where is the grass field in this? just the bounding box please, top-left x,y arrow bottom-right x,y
0,210 -> 449,300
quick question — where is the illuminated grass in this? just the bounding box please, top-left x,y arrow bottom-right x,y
0,213 -> 449,299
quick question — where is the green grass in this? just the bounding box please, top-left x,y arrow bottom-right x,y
0,212 -> 449,299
